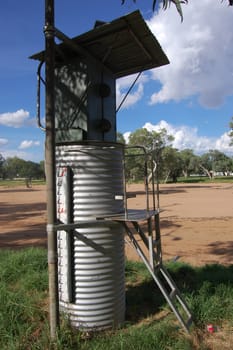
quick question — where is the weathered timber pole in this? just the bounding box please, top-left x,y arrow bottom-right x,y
44,0 -> 59,339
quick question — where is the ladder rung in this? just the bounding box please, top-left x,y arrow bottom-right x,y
186,317 -> 193,329
153,239 -> 160,246
169,289 -> 177,300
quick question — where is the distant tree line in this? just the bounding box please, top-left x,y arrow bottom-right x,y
0,155 -> 45,180
117,128 -> 233,183
1,128 -> 233,183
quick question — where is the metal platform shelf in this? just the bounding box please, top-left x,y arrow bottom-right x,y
97,209 -> 158,222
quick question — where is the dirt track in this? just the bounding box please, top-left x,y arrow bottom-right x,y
0,183 -> 232,266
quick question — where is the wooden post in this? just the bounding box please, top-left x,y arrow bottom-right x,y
44,0 -> 59,339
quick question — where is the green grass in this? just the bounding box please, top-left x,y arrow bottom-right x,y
1,248 -> 233,349
0,179 -> 45,187
166,261 -> 233,327
0,248 -> 49,349
177,176 -> 233,184
1,176 -> 232,188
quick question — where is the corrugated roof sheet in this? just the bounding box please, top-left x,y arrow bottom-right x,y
30,10 -> 169,78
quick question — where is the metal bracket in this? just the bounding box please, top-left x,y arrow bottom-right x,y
36,60 -> 46,131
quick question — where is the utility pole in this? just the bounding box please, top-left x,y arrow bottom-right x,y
44,0 -> 59,339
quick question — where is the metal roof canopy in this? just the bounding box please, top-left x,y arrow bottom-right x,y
30,10 -> 169,78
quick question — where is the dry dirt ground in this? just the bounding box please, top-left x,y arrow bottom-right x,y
0,182 -> 233,266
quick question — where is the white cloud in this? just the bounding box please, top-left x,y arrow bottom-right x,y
0,109 -> 34,128
0,138 -> 8,146
147,0 -> 233,108
124,120 -> 233,155
1,149 -> 40,162
215,132 -> 233,153
144,120 -> 211,152
123,131 -> 131,143
19,140 -> 40,149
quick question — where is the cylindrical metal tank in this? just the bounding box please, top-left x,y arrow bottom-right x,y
56,142 -> 125,330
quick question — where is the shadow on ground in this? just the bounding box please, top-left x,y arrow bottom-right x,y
125,261 -> 233,325
0,224 -> 47,249
207,241 -> 233,263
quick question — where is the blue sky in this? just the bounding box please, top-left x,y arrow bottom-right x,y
0,0 -> 233,163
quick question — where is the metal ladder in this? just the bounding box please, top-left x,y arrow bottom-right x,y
123,146 -> 193,332
122,210 -> 193,332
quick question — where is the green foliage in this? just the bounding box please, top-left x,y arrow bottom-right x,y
120,126 -> 233,184
229,117 -> 233,145
179,149 -> 200,177
117,132 -> 126,144
160,146 -> 182,182
200,150 -> 233,174
125,127 -> 174,182
0,153 -> 5,178
1,156 -> 45,180
128,127 -> 174,150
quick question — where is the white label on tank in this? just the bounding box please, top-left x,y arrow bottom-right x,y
56,167 -> 72,303
115,195 -> 124,200
57,167 -> 68,223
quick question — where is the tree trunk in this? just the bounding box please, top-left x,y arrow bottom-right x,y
147,160 -> 157,183
164,170 -> 171,183
182,170 -> 188,178
199,164 -> 212,179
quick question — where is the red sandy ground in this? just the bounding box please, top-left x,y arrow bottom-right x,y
0,183 -> 232,266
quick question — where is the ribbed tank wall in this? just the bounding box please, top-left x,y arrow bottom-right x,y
56,142 -> 125,330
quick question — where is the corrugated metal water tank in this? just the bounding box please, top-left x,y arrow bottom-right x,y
56,142 -> 125,330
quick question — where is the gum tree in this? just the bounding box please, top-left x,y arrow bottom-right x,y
229,118 -> 233,146
124,127 -> 174,182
